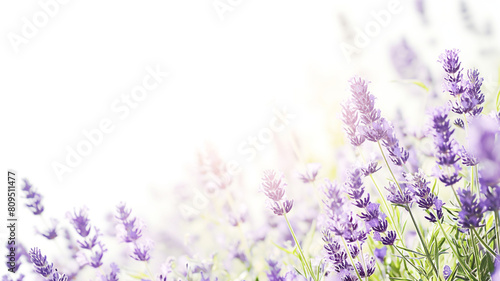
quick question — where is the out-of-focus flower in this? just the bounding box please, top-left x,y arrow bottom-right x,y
266,260 -> 284,281
22,179 -> 44,215
374,246 -> 387,262
469,116 -> 500,186
261,170 -> 293,216
361,161 -> 381,176
385,182 -> 413,206
69,207 -> 91,238
297,163 -> 321,183
98,263 -> 119,281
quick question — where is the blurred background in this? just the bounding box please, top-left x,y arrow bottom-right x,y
1,0 -> 500,279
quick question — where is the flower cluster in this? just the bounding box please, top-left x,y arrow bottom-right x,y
406,170 -> 444,222
115,202 -> 152,261
22,179 -> 44,215
429,106 -> 461,186
68,207 -> 107,268
457,188 -> 484,229
29,247 -> 68,280
261,170 -> 294,216
438,49 -> 485,117
343,76 -> 409,166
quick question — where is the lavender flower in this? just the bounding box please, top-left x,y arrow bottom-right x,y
266,260 -> 284,281
29,248 -> 53,277
407,170 -> 444,223
341,100 -> 365,147
297,163 -> 321,183
345,77 -> 409,166
115,203 -> 142,242
481,185 -> 500,211
261,170 -> 294,216
69,207 -> 106,268
459,146 -> 478,166
443,265 -> 452,280
51,269 -> 68,281
98,263 -> 119,281
457,188 -> 484,228
452,69 -> 485,116
361,161 -> 381,176
115,202 -> 153,263
469,116 -> 500,186
22,179 -> 44,215
438,49 -> 465,97
385,182 -> 413,206
430,106 -> 461,186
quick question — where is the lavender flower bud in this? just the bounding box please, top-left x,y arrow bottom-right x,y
29,248 -> 53,277
261,170 -> 293,216
457,188 -> 484,228
22,179 -> 44,215
297,163 -> 321,183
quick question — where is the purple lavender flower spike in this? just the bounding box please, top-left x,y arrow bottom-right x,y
438,49 -> 465,97
69,207 -> 91,238
341,101 -> 365,147
361,161 -> 381,176
261,170 -> 293,216
430,106 -> 461,186
457,188 -> 484,229
443,265 -> 452,280
98,263 -> 119,281
468,116 -> 500,186
51,269 -> 68,281
459,146 -> 478,166
297,163 -> 321,183
131,240 -> 152,261
115,202 -> 143,242
453,69 -> 485,116
385,182 -> 413,206
266,260 -> 284,281
29,248 -> 53,277
22,179 -> 44,215
407,171 -> 444,223
356,255 -> 375,278
481,185 -> 500,211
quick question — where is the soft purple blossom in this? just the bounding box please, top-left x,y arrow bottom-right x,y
261,170 -> 293,216
430,106 -> 461,186
22,179 -> 44,215
297,163 -> 322,183
115,202 -> 143,242
452,69 -> 484,116
266,260 -> 284,281
438,49 -> 465,97
361,161 -> 381,176
69,207 -> 91,238
407,171 -> 444,223
29,248 -> 53,277
374,246 -> 387,262
468,116 -> 500,186
385,182 -> 413,206
443,265 -> 452,280
457,188 -> 484,228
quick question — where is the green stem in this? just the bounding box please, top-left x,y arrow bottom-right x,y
407,207 -> 442,281
472,235 -> 482,281
495,211 -> 500,254
435,216 -> 478,281
283,211 -> 315,280
341,237 -> 363,281
471,227 -> 497,258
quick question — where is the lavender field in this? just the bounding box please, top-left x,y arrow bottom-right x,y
2,0 -> 500,280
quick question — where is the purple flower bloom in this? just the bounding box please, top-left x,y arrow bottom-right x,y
452,69 -> 485,116
266,260 -> 284,281
356,255 -> 375,278
131,240 -> 153,261
430,106 -> 461,186
115,202 -> 143,242
29,248 -> 53,277
443,265 -> 452,280
457,188 -> 484,228
341,101 -> 365,147
438,49 -> 465,97
374,246 -> 387,262
459,146 -> 478,166
261,170 -> 293,216
386,182 -> 413,206
407,170 -> 444,223
22,179 -> 44,215
98,263 -> 120,281
361,161 -> 381,176
481,185 -> 500,211
297,163 -> 321,183
51,269 -> 68,281
69,207 -> 91,238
